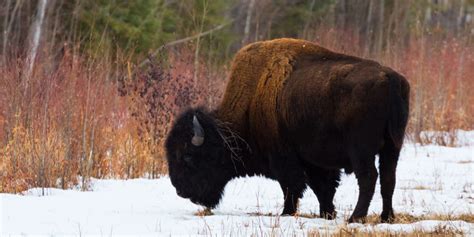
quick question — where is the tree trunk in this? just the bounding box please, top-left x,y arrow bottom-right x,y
242,0 -> 256,45
2,0 -> 11,63
3,0 -> 22,63
364,0 -> 374,56
303,0 -> 316,38
24,0 -> 48,93
457,0 -> 466,35
194,1 -> 208,87
377,0 -> 385,55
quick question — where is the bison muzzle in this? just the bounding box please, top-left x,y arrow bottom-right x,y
165,38 -> 410,223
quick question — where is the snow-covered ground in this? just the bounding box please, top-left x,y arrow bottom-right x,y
1,132 -> 473,236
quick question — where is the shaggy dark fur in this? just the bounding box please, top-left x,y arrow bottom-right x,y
165,38 -> 410,223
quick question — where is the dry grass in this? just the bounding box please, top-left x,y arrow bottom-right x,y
249,211 -> 321,219
248,212 -> 474,224
457,160 -> 474,164
248,211 -> 279,217
320,226 -> 465,237
363,213 -> 474,224
412,185 -> 431,191
194,208 -> 214,216
306,213 -> 473,236
298,212 -> 321,219
201,212 -> 472,236
399,185 -> 432,191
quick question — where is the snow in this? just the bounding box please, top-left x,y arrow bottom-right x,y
1,132 -> 473,236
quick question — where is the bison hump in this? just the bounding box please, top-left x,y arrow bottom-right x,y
218,38 -> 335,150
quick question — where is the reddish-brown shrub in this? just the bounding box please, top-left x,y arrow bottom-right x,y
0,45 -> 226,193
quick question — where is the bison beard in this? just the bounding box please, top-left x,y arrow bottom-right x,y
165,38 -> 410,223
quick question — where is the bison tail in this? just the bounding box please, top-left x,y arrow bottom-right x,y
386,71 -> 410,149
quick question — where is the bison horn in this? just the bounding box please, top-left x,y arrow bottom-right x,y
192,115 -> 205,146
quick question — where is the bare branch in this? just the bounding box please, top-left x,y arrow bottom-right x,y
138,21 -> 233,68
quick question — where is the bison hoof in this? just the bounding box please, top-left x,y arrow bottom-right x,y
281,209 -> 297,216
381,211 -> 395,223
320,210 -> 337,220
348,215 -> 367,223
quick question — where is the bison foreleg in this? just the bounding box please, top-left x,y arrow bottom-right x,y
270,155 -> 306,216
304,165 -> 340,219
280,185 -> 305,215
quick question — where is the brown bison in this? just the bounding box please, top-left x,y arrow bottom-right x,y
165,38 -> 409,222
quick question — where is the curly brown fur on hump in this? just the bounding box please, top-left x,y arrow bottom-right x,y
217,38 -> 337,149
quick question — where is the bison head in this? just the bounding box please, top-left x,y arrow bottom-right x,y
165,108 -> 236,209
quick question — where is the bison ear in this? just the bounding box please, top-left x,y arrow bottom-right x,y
191,115 -> 205,146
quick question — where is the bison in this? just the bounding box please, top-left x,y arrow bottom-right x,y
165,38 -> 409,222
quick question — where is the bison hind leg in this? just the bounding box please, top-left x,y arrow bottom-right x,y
348,150 -> 378,223
379,137 -> 401,223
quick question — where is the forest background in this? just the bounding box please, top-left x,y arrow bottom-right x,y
0,0 -> 473,193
